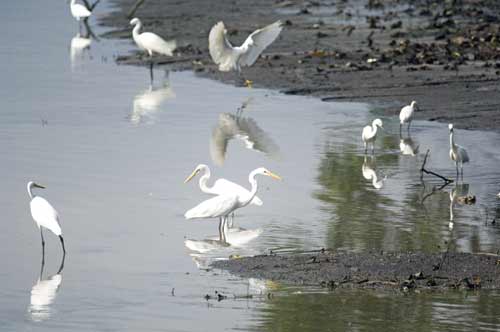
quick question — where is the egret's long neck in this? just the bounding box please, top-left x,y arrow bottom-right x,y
198,167 -> 212,194
371,122 -> 378,136
71,0 -> 76,4
27,184 -> 34,200
449,131 -> 456,150
241,170 -> 259,207
132,22 -> 142,40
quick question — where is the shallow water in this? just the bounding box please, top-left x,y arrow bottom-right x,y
1,1 -> 500,331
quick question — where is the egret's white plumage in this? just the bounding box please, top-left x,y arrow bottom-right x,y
208,21 -> 283,72
184,167 -> 281,224
361,118 -> 383,153
448,124 -> 469,178
70,0 -> 91,21
27,182 -> 65,254
130,18 -> 177,56
399,101 -> 418,131
184,164 -> 263,206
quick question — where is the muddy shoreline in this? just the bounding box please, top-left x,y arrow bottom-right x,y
101,0 -> 500,131
212,250 -> 500,290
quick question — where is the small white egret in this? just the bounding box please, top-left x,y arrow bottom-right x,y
361,118 -> 383,154
184,164 -> 263,206
399,101 -> 418,133
27,182 -> 66,256
130,17 -> 177,57
184,167 -> 281,231
208,20 -> 283,80
130,17 -> 177,82
448,124 -> 469,178
70,0 -> 91,22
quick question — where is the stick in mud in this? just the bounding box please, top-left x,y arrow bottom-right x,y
420,149 -> 454,183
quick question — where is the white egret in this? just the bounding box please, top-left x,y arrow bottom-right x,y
208,20 -> 283,80
27,182 -> 66,256
184,167 -> 281,231
70,0 -> 91,22
399,101 -> 418,133
130,17 -> 177,82
184,164 -> 263,206
130,17 -> 177,57
361,118 -> 383,154
448,124 -> 469,178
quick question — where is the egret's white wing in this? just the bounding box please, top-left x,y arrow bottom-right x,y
457,145 -> 470,163
239,21 -> 283,67
140,32 -> 176,56
362,125 -> 373,141
399,105 -> 413,123
185,194 -> 239,219
208,21 -> 237,71
30,197 -> 62,236
212,178 -> 263,206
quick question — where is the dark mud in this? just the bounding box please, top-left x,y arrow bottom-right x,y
212,250 -> 500,290
101,0 -> 500,131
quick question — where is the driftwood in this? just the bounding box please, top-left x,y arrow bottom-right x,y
420,149 -> 453,183
127,0 -> 146,19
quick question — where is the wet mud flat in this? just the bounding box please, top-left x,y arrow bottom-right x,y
212,250 -> 500,291
101,0 -> 500,131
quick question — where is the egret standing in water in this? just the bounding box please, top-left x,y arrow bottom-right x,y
70,0 -> 91,32
184,167 -> 281,234
184,164 -> 263,206
130,17 -> 177,83
208,20 -> 283,84
399,101 -> 418,134
362,119 -> 383,154
27,182 -> 66,258
448,124 -> 469,179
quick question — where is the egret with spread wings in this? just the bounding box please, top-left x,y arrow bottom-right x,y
208,20 -> 283,82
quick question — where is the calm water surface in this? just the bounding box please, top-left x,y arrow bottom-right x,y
1,1 -> 500,331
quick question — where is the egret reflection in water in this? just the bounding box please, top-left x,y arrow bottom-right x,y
28,256 -> 65,321
70,21 -> 97,68
399,133 -> 419,156
362,155 -> 387,189
210,99 -> 280,165
185,221 -> 262,255
448,183 -> 470,229
131,74 -> 175,124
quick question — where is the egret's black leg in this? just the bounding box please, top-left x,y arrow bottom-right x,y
399,123 -> 402,136
40,229 -> 45,265
59,235 -> 66,256
57,251 -> 65,274
408,121 -> 412,133
149,61 -> 154,83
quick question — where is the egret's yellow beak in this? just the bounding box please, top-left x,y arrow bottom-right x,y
184,169 -> 199,183
34,183 -> 45,189
267,171 -> 282,181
